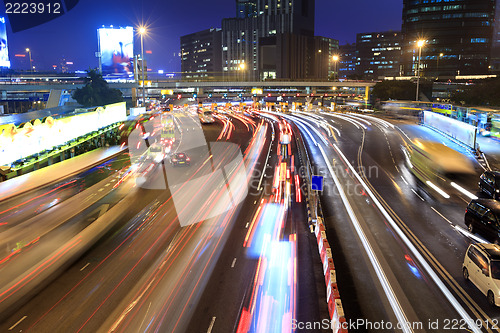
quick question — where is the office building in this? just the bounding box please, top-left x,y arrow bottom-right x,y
401,0 -> 497,77
221,0 -> 316,80
356,31 -> 401,79
180,28 -> 222,79
338,43 -> 358,79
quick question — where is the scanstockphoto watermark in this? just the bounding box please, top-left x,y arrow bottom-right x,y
291,318 -> 425,331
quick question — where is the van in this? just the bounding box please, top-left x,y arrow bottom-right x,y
463,243 -> 500,306
465,199 -> 500,243
479,171 -> 500,200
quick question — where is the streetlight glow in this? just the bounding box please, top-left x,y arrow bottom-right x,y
137,25 -> 147,106
332,55 -> 339,62
415,39 -> 425,101
239,62 -> 246,70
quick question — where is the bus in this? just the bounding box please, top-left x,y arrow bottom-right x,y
407,139 -> 475,185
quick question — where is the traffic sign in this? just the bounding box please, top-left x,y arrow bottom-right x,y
311,175 -> 324,191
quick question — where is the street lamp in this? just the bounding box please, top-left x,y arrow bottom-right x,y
437,52 -> 444,74
332,55 -> 339,81
239,62 -> 246,81
415,39 -> 425,101
138,26 -> 147,107
26,48 -> 32,72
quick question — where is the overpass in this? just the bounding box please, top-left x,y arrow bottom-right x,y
0,79 -> 377,106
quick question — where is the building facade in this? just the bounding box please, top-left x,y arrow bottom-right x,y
221,0 -> 317,80
356,31 -> 402,79
401,0 -> 497,77
180,28 -> 222,80
338,43 -> 358,79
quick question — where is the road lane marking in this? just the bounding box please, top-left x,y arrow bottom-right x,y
207,316 -> 216,333
411,189 -> 425,201
231,258 -> 237,268
431,207 -> 453,224
330,141 -> 482,333
316,145 -> 413,333
80,263 -> 90,271
245,223 -> 249,228
9,316 -> 27,330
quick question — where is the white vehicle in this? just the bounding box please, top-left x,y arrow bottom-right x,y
199,111 -> 215,124
148,144 -> 165,163
463,243 -> 500,306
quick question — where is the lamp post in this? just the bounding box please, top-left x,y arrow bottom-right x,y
437,52 -> 443,74
26,48 -> 32,72
415,40 -> 425,101
332,55 -> 339,81
239,62 -> 246,82
139,26 -> 146,107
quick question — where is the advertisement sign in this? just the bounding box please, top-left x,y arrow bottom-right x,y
0,17 -> 10,68
98,26 -> 134,80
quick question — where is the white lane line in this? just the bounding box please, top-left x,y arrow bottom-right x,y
80,263 -> 90,271
331,142 -> 482,333
207,316 -> 216,333
426,181 -> 450,199
316,145 -> 413,333
98,188 -> 104,192
454,226 -> 489,244
430,207 -> 453,225
245,223 -> 249,228
411,189 -> 425,201
450,182 -> 478,200
231,258 -> 237,268
254,201 -> 257,204
105,183 -> 111,187
257,126 -> 275,190
401,176 -> 408,185
9,316 -> 27,330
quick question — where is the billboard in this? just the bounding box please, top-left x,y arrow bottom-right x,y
98,26 -> 133,80
0,17 -> 10,68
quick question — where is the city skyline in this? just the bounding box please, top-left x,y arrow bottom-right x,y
2,0 -> 402,72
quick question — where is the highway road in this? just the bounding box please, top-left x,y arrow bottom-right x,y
286,111 -> 499,332
2,106 -> 499,333
0,109 -> 330,333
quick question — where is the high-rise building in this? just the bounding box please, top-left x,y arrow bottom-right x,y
401,0 -> 497,77
222,0 -> 316,80
236,0 -> 257,18
318,37 -> 340,78
356,31 -> 402,79
338,43 -> 358,79
180,28 -> 222,79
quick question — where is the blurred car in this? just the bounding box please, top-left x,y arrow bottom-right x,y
465,199 -> 500,243
463,243 -> 500,306
171,152 -> 190,166
479,171 -> 500,200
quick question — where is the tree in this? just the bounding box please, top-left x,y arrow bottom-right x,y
451,78 -> 500,107
371,80 -> 417,101
72,69 -> 124,107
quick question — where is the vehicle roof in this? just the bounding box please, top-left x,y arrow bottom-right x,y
485,171 -> 500,179
475,243 -> 500,260
470,199 -> 500,214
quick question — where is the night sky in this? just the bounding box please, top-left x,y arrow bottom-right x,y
3,0 -> 402,72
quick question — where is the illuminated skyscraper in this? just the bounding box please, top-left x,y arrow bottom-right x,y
222,0 -> 317,80
401,0 -> 497,77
